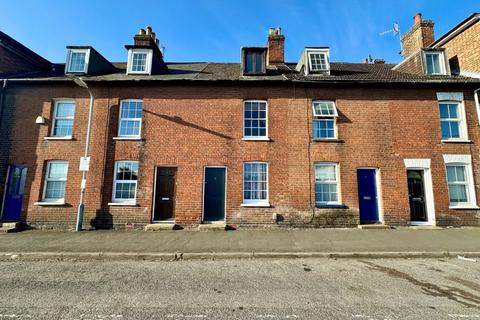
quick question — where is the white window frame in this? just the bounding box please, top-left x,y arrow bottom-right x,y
242,100 -> 269,140
112,161 -> 139,204
242,162 -> 269,207
51,100 -> 75,138
42,160 -> 68,204
438,99 -> 468,142
307,50 -> 330,73
66,49 -> 90,74
443,154 -> 478,209
117,99 -> 143,138
423,51 -> 446,75
127,49 -> 153,75
312,100 -> 338,140
314,162 -> 341,206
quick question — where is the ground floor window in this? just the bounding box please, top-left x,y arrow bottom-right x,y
243,162 -> 268,206
314,163 -> 340,206
43,161 -> 68,203
113,161 -> 139,204
443,155 -> 477,208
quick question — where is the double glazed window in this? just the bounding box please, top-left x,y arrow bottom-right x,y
118,100 -> 143,138
127,49 -> 152,74
243,100 -> 268,139
52,101 -> 75,137
314,163 -> 340,206
43,161 -> 68,203
439,101 -> 466,141
66,49 -> 89,73
444,155 -> 477,208
243,162 -> 268,206
425,52 -> 445,75
312,101 -> 338,139
112,161 -> 139,203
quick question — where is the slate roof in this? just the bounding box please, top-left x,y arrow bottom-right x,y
4,61 -> 480,84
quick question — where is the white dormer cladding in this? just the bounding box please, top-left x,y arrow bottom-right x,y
295,48 -> 331,75
127,48 -> 153,75
65,48 -> 90,74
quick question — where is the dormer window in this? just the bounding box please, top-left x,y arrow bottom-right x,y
242,48 -> 266,75
308,52 -> 328,72
424,51 -> 447,75
127,49 -> 152,74
66,49 -> 90,73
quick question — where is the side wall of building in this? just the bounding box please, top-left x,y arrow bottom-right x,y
440,22 -> 480,75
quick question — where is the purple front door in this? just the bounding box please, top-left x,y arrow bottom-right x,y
1,165 -> 27,221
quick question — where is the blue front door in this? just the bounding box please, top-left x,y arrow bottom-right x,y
203,167 -> 226,222
1,165 -> 27,221
357,168 -> 379,224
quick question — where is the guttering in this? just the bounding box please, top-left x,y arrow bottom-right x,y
431,13 -> 480,48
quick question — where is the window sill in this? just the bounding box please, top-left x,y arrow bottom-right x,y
34,201 -> 66,206
441,139 -> 471,144
449,205 -> 479,210
241,137 -> 271,142
108,202 -> 138,206
44,136 -> 73,141
315,204 -> 347,209
241,202 -> 271,208
113,137 -> 142,141
312,138 -> 343,143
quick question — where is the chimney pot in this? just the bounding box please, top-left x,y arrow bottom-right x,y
146,26 -> 152,35
414,13 -> 422,24
139,28 -> 146,35
268,27 -> 275,36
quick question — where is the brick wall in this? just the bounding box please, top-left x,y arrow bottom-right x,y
5,82 -> 480,229
0,46 -> 39,76
438,21 -> 480,75
401,20 -> 435,58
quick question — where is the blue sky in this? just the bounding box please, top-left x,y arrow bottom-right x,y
0,0 -> 478,64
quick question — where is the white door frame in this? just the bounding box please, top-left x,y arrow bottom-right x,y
201,166 -> 227,224
404,159 -> 436,226
357,167 -> 384,224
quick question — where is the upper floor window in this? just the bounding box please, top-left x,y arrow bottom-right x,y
112,161 -> 139,204
312,101 -> 338,139
42,160 -> 68,203
314,163 -> 340,206
127,49 -> 152,74
66,49 -> 89,73
439,101 -> 467,141
51,101 -> 75,138
243,49 -> 266,74
243,100 -> 268,140
118,100 -> 143,138
424,52 -> 446,75
308,52 -> 328,72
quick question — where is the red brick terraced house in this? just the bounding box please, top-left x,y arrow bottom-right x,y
1,15 -> 480,230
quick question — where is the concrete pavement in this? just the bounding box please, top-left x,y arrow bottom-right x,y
0,227 -> 479,260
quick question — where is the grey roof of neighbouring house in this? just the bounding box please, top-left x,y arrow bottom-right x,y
3,61 -> 480,84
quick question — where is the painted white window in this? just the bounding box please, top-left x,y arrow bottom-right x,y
243,162 -> 268,206
443,155 -> 477,208
312,101 -> 338,139
113,161 -> 139,203
243,100 -> 268,139
127,49 -> 152,74
66,49 -> 89,73
51,101 -> 75,137
424,52 -> 446,75
308,51 -> 329,72
314,163 -> 340,206
43,161 -> 68,203
118,100 -> 143,138
438,101 -> 467,141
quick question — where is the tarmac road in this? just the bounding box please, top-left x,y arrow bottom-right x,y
0,257 -> 479,319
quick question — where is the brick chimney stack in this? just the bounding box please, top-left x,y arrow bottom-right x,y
134,26 -> 160,48
266,27 -> 285,65
400,13 -> 435,58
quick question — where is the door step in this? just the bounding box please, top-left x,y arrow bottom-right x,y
358,224 -> 391,230
0,222 -> 21,233
198,223 -> 227,231
144,223 -> 179,231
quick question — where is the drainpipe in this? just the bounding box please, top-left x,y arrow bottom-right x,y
475,88 -> 480,125
0,79 -> 8,215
